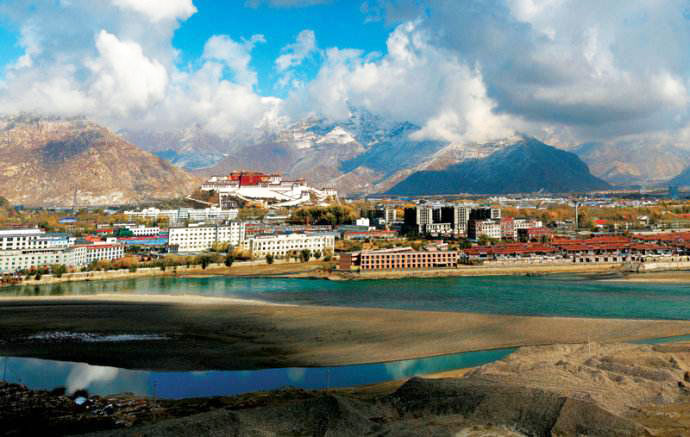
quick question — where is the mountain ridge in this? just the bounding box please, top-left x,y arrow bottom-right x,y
387,139 -> 611,195
0,115 -> 200,206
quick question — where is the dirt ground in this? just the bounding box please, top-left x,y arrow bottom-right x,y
1,294 -> 689,371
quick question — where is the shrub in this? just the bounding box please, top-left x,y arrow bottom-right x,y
265,254 -> 274,265
225,254 -> 235,267
300,249 -> 312,263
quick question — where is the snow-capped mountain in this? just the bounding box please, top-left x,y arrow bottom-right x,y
122,107 -> 540,195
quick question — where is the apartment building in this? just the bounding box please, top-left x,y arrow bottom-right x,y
168,223 -> 246,252
125,207 -> 238,224
241,233 -> 335,257
468,219 -> 502,240
120,224 -> 160,236
0,229 -> 124,273
339,247 -> 458,271
440,205 -> 473,236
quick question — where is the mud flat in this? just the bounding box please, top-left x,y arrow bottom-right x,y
1,294 -> 689,371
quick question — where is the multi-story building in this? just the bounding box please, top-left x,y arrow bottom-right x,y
468,219 -> 502,240
0,229 -> 124,273
125,207 -> 238,224
404,205 -> 448,234
425,223 -> 453,236
384,207 -> 397,225
339,247 -> 458,271
120,224 -> 160,236
168,223 -> 246,252
241,233 -> 335,258
202,171 -> 336,207
440,205 -> 473,236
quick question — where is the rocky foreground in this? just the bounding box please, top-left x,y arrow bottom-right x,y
3,342 -> 690,436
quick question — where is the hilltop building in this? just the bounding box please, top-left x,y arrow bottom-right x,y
201,171 -> 337,208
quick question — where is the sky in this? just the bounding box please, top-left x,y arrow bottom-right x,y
1,0 -> 690,149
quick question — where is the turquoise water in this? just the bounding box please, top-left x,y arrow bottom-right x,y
0,348 -> 515,399
2,275 -> 690,398
4,275 -> 690,320
3,333 -> 690,399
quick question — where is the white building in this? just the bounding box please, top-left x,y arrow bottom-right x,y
168,223 -> 246,252
469,220 -> 502,240
384,207 -> 397,225
355,217 -> 370,227
241,233 -> 335,258
121,224 -> 160,236
124,207 -> 238,224
202,172 -> 336,208
0,229 -> 124,273
512,219 -> 543,239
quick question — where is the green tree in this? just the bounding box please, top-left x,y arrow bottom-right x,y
313,250 -> 322,260
265,254 -> 274,265
200,256 -> 212,270
300,249 -> 312,263
51,264 -> 67,278
224,254 -> 235,267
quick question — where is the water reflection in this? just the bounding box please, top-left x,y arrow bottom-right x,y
0,348 -> 515,400
3,275 -> 690,320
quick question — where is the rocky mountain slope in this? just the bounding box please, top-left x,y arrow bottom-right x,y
668,166 -> 690,187
574,141 -> 690,186
0,115 -> 200,206
126,107 -> 524,195
388,139 -> 610,195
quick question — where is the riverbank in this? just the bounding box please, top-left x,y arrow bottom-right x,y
1,294 -> 689,371
5,341 -> 690,436
325,262 -> 624,280
604,270 -> 690,283
3,259 -> 329,288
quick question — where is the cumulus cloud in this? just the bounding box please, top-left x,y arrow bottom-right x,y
0,0 -> 282,138
87,30 -> 168,116
276,30 -> 317,72
203,34 -> 266,87
111,0 -> 197,22
290,21 -> 514,143
245,0 -> 330,8
2,0 -> 690,151
423,0 -> 690,144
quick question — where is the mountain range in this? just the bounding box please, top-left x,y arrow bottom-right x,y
573,141 -> 690,187
123,107 -> 524,196
3,108 -> 690,206
0,115 -> 199,206
388,139 -> 611,195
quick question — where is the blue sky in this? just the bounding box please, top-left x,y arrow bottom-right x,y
0,0 -> 689,149
170,0 -> 391,96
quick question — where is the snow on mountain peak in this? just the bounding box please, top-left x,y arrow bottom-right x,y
316,126 -> 356,145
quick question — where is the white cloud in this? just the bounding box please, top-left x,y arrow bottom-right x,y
87,30 -> 168,116
245,0 -> 330,8
290,21 -> 514,143
425,0 -> 690,144
111,0 -> 197,22
0,0 -> 282,138
203,34 -> 266,88
276,29 -> 317,72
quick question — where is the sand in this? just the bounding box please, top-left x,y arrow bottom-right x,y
1,294 -> 689,371
606,270 -> 690,283
69,342 -> 690,436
